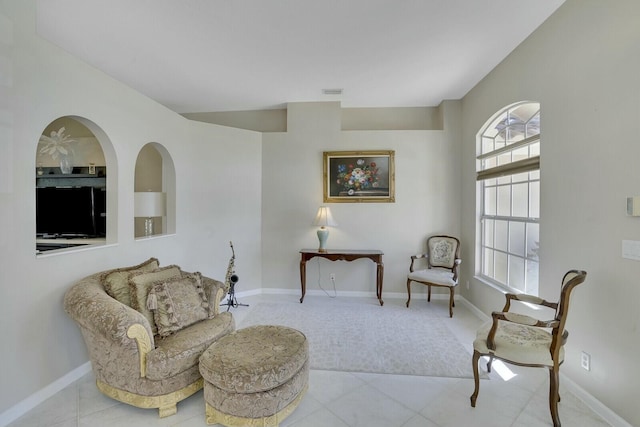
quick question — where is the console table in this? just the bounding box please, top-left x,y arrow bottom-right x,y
299,249 -> 384,306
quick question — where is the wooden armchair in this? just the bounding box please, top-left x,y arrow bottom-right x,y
470,269 -> 587,427
406,235 -> 461,317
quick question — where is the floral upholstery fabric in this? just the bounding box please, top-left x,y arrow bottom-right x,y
146,313 -> 235,381
129,265 -> 182,335
64,267 -> 232,402
200,325 -> 308,393
147,272 -> 211,337
200,325 -> 309,419
408,268 -> 457,287
80,326 -> 203,396
65,273 -> 155,347
473,320 -> 564,366
200,276 -> 227,317
428,237 -> 457,268
204,360 -> 309,418
102,258 -> 159,307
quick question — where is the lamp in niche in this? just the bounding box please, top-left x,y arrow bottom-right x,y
312,206 -> 337,252
134,191 -> 166,237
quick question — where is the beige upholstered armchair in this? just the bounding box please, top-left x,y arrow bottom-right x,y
64,259 -> 235,417
406,235 -> 461,317
470,270 -> 587,427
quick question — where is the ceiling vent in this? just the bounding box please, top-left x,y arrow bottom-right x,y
322,88 -> 343,95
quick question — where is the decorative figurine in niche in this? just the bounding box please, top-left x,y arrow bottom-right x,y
39,127 -> 76,174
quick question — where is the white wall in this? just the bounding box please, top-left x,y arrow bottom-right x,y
261,101 -> 461,298
459,0 -> 640,425
0,0 -> 261,416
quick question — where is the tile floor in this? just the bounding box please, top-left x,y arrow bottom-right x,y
7,294 -> 611,427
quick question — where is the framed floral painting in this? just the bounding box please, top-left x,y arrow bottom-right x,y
323,150 -> 395,203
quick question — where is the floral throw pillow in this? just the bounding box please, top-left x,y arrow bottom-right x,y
102,258 -> 159,307
129,265 -> 182,335
146,272 -> 210,337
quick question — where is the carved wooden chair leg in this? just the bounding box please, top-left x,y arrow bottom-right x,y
486,355 -> 493,373
427,285 -> 432,302
406,279 -> 412,307
448,288 -> 454,317
549,366 -> 561,427
470,350 -> 481,407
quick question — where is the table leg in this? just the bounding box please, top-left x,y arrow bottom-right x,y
376,259 -> 384,306
299,258 -> 306,303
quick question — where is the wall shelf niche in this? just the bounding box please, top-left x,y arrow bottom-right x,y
36,166 -> 106,188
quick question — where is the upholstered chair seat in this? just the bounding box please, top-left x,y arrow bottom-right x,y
145,315 -> 236,381
407,269 -> 456,287
473,319 -> 564,367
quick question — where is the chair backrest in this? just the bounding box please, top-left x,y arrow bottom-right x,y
427,235 -> 460,269
550,270 -> 587,359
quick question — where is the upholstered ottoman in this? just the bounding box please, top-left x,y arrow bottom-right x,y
199,325 -> 309,427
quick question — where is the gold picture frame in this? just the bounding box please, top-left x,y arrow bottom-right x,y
323,150 -> 395,203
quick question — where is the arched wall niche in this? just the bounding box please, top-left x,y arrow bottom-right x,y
35,115 -> 117,254
134,142 -> 176,238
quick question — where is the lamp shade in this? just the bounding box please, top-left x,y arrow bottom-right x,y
312,206 -> 337,227
134,192 -> 166,217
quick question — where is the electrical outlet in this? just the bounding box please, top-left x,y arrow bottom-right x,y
466,280 -> 470,290
330,273 -> 336,281
581,351 -> 591,371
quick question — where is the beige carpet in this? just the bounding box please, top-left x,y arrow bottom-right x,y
239,298 -> 478,379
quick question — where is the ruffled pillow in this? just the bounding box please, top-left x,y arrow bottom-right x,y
101,258 -> 159,306
129,265 -> 182,334
146,272 -> 210,337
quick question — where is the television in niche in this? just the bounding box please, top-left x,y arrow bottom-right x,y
36,186 -> 105,238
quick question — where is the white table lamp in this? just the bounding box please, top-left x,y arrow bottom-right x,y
312,206 -> 337,252
135,192 -> 166,236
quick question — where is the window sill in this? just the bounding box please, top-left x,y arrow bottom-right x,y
474,275 -> 509,294
135,233 -> 176,242
36,241 -> 117,258
474,275 -> 543,310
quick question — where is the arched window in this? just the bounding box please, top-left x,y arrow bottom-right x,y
477,102 -> 540,294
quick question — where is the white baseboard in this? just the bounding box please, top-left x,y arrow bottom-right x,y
232,288 -> 262,297
0,361 -> 91,427
457,295 -> 490,321
258,287 -> 462,301
260,288 -> 375,298
560,374 -> 632,427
